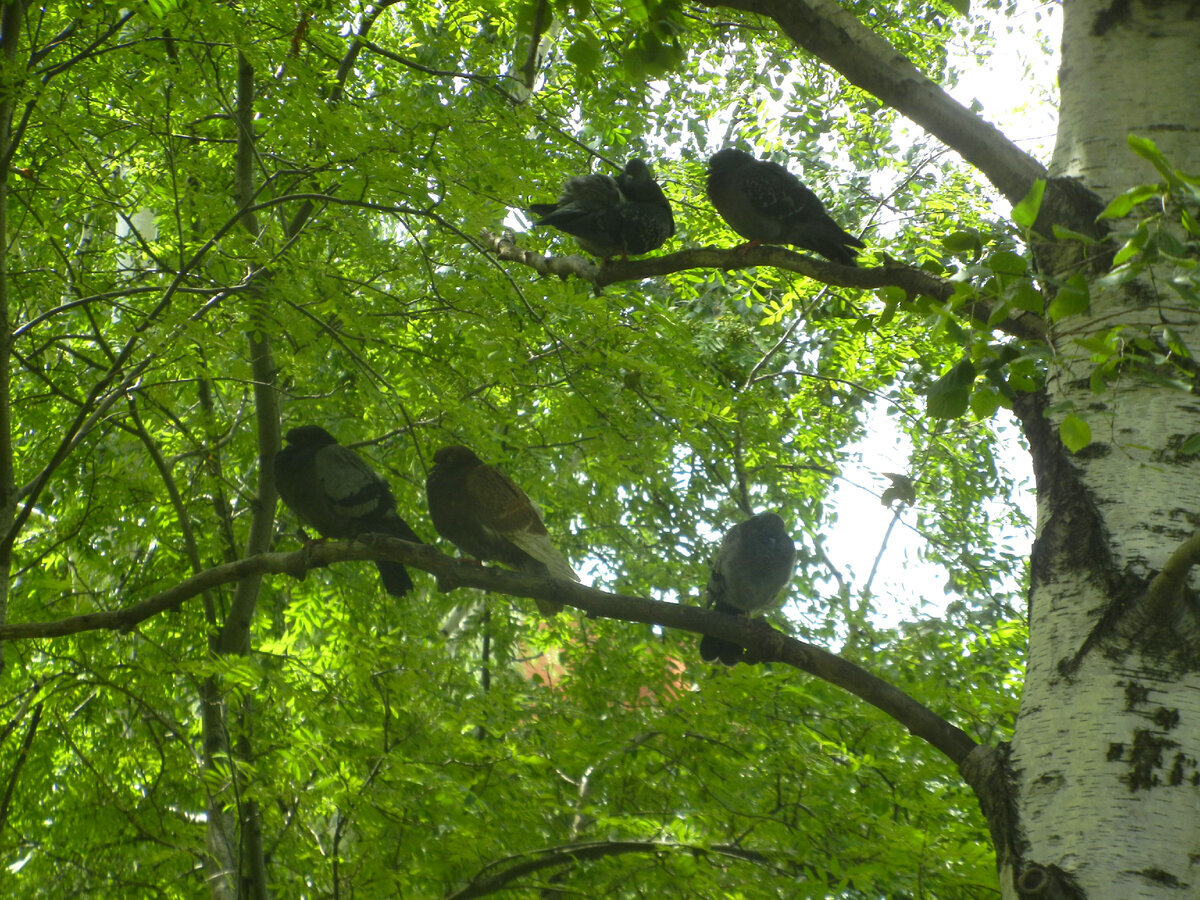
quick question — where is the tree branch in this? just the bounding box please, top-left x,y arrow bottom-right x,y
483,229 -> 1045,341
1145,527 -> 1200,605
0,537 -> 979,768
698,0 -> 1046,207
446,840 -> 774,900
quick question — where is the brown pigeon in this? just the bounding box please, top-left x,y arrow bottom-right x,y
699,512 -> 797,665
706,147 -> 864,265
274,425 -> 422,597
529,158 -> 674,259
425,445 -> 577,616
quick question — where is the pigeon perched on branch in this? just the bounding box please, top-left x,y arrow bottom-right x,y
706,148 -> 864,266
274,425 -> 422,597
530,158 -> 675,259
425,444 -> 578,616
699,512 -> 797,665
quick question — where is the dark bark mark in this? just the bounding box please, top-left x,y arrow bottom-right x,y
1013,391 -> 1123,619
1126,728 -> 1179,791
1092,0 -> 1133,36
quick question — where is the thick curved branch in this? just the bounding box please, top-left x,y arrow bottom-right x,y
483,229 -> 1045,341
0,536 -> 978,768
446,840 -> 772,900
699,0 -> 1047,206
1146,527 -> 1200,605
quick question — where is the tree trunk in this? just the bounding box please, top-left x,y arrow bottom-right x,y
1006,1 -> 1200,897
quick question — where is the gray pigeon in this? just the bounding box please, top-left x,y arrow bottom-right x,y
530,158 -> 675,259
425,445 -> 577,616
706,148 -> 864,266
699,512 -> 797,665
274,425 -> 422,597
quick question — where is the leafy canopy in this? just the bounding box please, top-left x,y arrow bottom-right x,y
0,1 -> 1035,897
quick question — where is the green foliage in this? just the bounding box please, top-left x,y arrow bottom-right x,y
1059,414 -> 1092,453
0,1 -> 1035,898
1012,178 -> 1045,229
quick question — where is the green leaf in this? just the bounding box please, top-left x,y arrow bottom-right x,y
927,360 -> 977,419
1182,206 -> 1200,237
1128,134 -> 1175,181
970,387 -> 1001,419
1047,274 -> 1090,321
1074,335 -> 1116,355
1178,434 -> 1200,456
1060,414 -> 1092,452
1012,179 -> 1046,229
1089,359 -> 1115,394
1052,224 -> 1099,244
943,230 -> 982,258
1162,326 -> 1191,358
1094,264 -> 1143,289
881,473 -> 917,507
566,36 -> 603,73
1097,184 -> 1162,220
1009,282 -> 1045,314
986,250 -> 1028,277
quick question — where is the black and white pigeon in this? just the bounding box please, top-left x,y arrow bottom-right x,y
706,147 -> 864,266
529,158 -> 675,259
426,445 -> 578,616
274,425 -> 422,597
698,512 -> 797,665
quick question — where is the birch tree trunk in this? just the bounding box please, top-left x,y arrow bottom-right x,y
1006,1 -> 1200,897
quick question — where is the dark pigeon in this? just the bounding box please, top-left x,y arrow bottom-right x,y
426,445 -> 578,616
274,425 -> 421,597
706,147 -> 864,265
699,512 -> 797,665
529,158 -> 675,259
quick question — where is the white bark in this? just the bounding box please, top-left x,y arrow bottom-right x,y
1052,0 -> 1200,196
1010,2 -> 1200,897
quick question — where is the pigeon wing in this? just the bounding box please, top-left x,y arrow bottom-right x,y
467,463 -> 572,615
315,445 -> 393,531
741,161 -> 825,228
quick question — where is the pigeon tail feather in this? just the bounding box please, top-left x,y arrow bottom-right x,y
512,532 -> 579,582
699,634 -> 745,666
375,560 -> 414,598
512,533 -> 575,616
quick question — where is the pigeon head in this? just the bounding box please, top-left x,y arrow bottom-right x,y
432,445 -> 483,469
284,425 -> 338,447
707,147 -> 756,177
622,158 -> 652,180
741,511 -> 789,545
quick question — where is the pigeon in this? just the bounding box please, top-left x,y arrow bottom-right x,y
698,512 -> 797,665
529,158 -> 675,259
274,425 -> 422,597
425,444 -> 578,616
706,147 -> 864,266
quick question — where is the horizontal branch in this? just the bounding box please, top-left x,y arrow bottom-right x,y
483,227 -> 949,296
0,536 -> 978,768
483,229 -> 1045,341
446,840 -> 773,900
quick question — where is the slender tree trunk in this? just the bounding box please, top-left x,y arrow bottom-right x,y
201,50 -> 278,900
